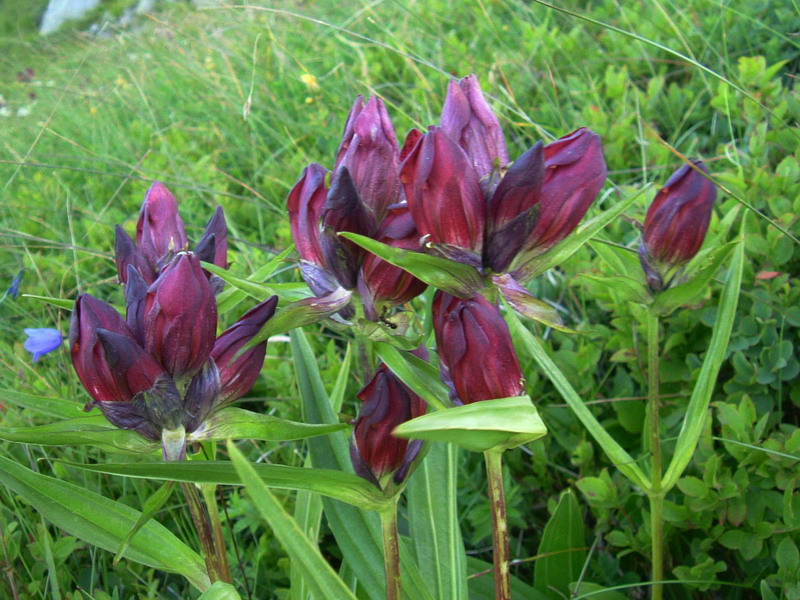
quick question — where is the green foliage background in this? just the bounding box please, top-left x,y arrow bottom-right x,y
0,0 -> 798,598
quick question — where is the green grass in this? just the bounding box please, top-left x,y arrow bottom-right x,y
1,0 -> 798,598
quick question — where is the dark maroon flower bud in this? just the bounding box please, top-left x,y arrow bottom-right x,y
143,253 -> 217,379
320,167 -> 376,289
485,142 -> 546,272
115,225 -> 155,285
211,296 -> 279,403
400,127 -> 486,258
520,128 -> 606,257
641,160 -> 716,286
97,329 -> 183,430
350,364 -> 426,487
440,74 -> 509,186
125,264 -> 148,344
287,163 -> 329,268
334,96 -> 401,220
136,182 -> 188,269
195,206 -> 228,269
432,291 -> 525,404
70,294 -> 137,404
357,206 -> 427,321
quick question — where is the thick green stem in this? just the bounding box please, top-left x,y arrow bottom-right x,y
162,428 -> 228,584
484,450 -> 511,600
202,484 -> 232,583
379,501 -> 401,600
646,311 -> 664,600
181,481 -> 225,583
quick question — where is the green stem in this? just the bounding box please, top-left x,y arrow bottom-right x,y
202,484 -> 232,583
161,428 -> 227,584
181,481 -> 224,583
484,450 -> 511,600
379,501 -> 401,600
646,310 -> 664,600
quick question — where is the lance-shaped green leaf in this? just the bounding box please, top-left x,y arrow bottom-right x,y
0,389 -> 93,420
493,273 -> 576,332
339,232 -> 484,298
62,460 -> 388,511
249,287 -> 352,344
661,238 -> 744,491
291,329 -> 434,600
579,274 -> 651,304
198,582 -> 242,600
227,441 -> 359,600
375,342 -> 451,411
393,396 -> 547,452
651,241 -> 736,317
506,307 -> 651,490
534,490 -> 587,599
203,259 -> 311,306
590,239 -> 642,280
214,245 -> 297,313
514,186 -> 646,281
188,407 -> 347,443
23,295 -> 75,310
0,455 -> 210,591
115,481 -> 176,563
0,417 -> 158,455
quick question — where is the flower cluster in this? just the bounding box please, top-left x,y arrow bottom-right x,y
70,183 -> 277,443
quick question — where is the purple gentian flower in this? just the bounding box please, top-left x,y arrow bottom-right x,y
24,328 -> 63,362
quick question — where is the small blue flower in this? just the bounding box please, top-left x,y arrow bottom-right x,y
23,328 -> 63,362
8,269 -> 24,299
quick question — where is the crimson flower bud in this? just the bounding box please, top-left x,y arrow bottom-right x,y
521,128 -> 607,257
319,167 -> 376,289
357,206 -> 427,321
70,294 -> 136,403
124,264 -> 148,344
400,127 -> 486,259
195,206 -> 228,269
115,225 -> 155,285
287,163 -> 329,268
440,74 -> 509,185
334,96 -> 401,220
432,291 -> 525,404
640,160 -> 716,290
350,364 -> 426,487
97,329 -> 183,432
485,142 -> 546,272
211,296 -> 279,403
143,253 -> 217,379
136,182 -> 188,268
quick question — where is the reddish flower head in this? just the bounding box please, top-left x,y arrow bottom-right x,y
441,74 -> 509,184
143,253 -> 217,379
211,296 -> 279,403
400,127 -> 486,257
521,128 -> 607,257
432,291 -> 525,404
642,160 -> 716,269
136,182 -> 188,269
288,163 -> 329,268
335,95 -> 401,220
350,364 -> 426,486
70,294 -> 136,403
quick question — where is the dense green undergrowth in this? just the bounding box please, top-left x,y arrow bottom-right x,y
1,1 -> 798,598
